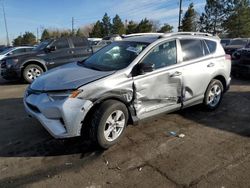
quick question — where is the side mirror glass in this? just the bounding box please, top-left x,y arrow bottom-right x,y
46,46 -> 56,52
138,63 -> 155,75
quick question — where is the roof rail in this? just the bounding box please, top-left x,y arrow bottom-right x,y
160,32 -> 213,38
122,33 -> 164,38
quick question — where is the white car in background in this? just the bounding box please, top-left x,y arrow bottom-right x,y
0,46 -> 34,60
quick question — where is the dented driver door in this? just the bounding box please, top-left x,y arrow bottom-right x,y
132,40 -> 183,119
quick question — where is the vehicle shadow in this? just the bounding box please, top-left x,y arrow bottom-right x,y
0,90 -> 249,158
178,90 -> 250,137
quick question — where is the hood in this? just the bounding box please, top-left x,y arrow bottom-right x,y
4,50 -> 41,60
30,62 -> 115,91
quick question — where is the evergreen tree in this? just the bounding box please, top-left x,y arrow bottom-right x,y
102,13 -> 112,37
199,0 -> 225,34
89,20 -> 103,38
76,28 -> 85,37
41,29 -> 50,41
126,21 -> 138,34
181,3 -> 198,32
21,32 -> 36,45
111,14 -> 125,35
223,0 -> 250,37
136,18 -> 153,33
12,36 -> 23,46
158,24 -> 173,33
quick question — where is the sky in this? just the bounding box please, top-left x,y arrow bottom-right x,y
0,0 -> 206,45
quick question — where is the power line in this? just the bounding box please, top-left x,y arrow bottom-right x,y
2,0 -> 10,46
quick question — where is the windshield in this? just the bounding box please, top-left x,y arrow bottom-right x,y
0,48 -> 13,55
81,41 -> 148,71
229,39 -> 248,46
33,40 -> 52,51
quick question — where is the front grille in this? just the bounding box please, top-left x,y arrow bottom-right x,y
0,61 -> 6,68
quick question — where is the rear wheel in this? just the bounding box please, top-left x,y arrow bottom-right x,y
91,100 -> 128,149
203,79 -> 224,110
23,64 -> 44,83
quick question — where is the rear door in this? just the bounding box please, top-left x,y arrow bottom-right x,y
179,38 -> 218,103
46,38 -> 74,69
70,37 -> 92,62
132,39 -> 183,119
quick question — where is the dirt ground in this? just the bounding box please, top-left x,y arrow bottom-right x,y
0,77 -> 250,188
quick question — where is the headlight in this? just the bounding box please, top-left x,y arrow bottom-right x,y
12,59 -> 19,63
48,90 -> 83,101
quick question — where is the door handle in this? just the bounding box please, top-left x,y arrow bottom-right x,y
207,63 -> 215,67
68,50 -> 74,54
170,71 -> 182,77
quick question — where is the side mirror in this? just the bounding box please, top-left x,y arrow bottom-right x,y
138,63 -> 155,74
46,46 -> 56,52
7,52 -> 13,56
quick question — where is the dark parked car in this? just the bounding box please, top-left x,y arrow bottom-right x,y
231,47 -> 250,78
224,38 -> 250,55
1,37 -> 93,83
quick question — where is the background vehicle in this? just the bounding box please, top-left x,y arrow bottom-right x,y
24,32 -> 231,149
231,46 -> 250,78
0,45 -> 12,53
0,46 -> 34,60
224,38 -> 250,55
88,38 -> 102,46
221,38 -> 231,48
1,37 -> 93,83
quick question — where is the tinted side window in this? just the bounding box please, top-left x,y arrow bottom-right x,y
205,40 -> 217,53
25,48 -> 33,52
143,40 -> 177,69
12,48 -> 26,54
180,39 -> 204,61
71,37 -> 89,47
53,39 -> 69,49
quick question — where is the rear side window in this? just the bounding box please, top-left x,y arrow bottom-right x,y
53,39 -> 69,49
25,48 -> 33,52
71,37 -> 89,48
180,39 -> 204,61
205,40 -> 217,54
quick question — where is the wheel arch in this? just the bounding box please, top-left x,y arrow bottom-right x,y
21,60 -> 47,77
80,96 -> 136,137
212,75 -> 227,92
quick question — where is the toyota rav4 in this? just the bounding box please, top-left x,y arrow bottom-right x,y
24,32 -> 231,149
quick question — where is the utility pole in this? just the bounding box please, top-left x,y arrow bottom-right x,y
36,28 -> 39,43
178,0 -> 183,32
71,17 -> 74,35
2,0 -> 10,46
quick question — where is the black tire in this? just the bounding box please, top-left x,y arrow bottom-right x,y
203,79 -> 224,110
23,64 -> 44,83
91,100 -> 128,149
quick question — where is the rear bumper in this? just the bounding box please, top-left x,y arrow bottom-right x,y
23,89 -> 93,138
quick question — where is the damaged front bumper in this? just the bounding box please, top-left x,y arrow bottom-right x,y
23,89 -> 93,138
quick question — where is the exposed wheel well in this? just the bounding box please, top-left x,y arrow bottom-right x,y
213,75 -> 227,92
81,98 -> 134,137
21,61 -> 46,77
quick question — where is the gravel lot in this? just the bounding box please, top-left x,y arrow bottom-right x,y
0,77 -> 250,188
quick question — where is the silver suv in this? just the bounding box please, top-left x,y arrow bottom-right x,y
24,32 -> 231,148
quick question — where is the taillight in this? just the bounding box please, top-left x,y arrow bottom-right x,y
225,54 -> 231,60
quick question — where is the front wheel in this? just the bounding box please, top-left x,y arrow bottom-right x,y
91,100 -> 128,149
23,64 -> 44,83
203,79 -> 224,110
